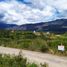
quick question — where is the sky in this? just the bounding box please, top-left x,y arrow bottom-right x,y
0,0 -> 67,25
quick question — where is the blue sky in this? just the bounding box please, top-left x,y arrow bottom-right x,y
0,0 -> 67,25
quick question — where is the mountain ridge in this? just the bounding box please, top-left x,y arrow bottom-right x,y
0,19 -> 67,33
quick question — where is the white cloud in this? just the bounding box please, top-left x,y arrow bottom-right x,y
0,0 -> 67,25
46,0 -> 67,9
29,0 -> 67,9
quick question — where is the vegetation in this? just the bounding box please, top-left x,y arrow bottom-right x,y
0,54 -> 48,67
0,30 -> 67,56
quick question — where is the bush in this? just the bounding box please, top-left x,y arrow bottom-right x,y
40,45 -> 49,52
0,54 -> 48,67
27,63 -> 38,67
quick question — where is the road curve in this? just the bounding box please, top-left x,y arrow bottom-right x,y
0,46 -> 67,67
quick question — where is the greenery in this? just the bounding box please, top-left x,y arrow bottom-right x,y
0,30 -> 67,56
0,54 -> 48,67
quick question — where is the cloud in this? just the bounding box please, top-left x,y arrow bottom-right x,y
0,0 -> 67,25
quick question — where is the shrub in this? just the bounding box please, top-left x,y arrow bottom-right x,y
40,44 -> 49,52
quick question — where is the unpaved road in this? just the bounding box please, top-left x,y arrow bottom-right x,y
0,46 -> 67,67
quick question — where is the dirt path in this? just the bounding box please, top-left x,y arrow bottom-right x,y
0,46 -> 67,67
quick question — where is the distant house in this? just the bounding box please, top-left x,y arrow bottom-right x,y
11,30 -> 15,33
46,32 -> 50,34
33,30 -> 36,33
56,35 -> 60,37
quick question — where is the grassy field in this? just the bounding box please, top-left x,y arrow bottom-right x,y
0,30 -> 67,56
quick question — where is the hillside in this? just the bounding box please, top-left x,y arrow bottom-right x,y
0,19 -> 67,33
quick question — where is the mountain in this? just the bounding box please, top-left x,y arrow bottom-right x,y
0,19 -> 67,33
0,22 -> 17,29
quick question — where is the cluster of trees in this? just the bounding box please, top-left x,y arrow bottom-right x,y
0,30 -> 67,56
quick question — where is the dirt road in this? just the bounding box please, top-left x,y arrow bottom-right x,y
0,46 -> 67,67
